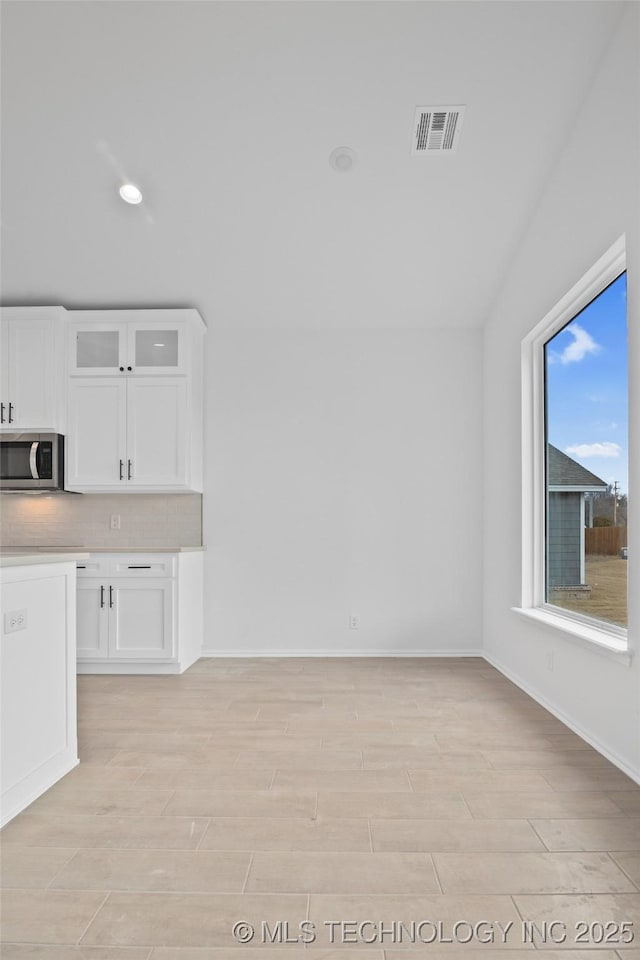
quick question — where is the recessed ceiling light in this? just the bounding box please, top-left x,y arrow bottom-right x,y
119,183 -> 143,204
329,146 -> 356,173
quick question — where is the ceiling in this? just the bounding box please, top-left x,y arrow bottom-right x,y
0,1 -> 624,330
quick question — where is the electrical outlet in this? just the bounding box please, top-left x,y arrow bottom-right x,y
349,614 -> 360,630
110,515 -> 121,530
4,609 -> 27,634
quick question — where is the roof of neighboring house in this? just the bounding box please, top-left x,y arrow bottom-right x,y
548,444 -> 608,490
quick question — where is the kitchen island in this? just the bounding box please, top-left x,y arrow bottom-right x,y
0,552 -> 87,826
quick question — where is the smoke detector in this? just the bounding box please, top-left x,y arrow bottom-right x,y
412,105 -> 465,154
329,146 -> 356,173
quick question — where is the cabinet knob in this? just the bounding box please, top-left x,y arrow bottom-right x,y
119,366 -> 124,372
127,366 -> 132,372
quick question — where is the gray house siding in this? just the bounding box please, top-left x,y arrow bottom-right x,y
548,491 -> 582,586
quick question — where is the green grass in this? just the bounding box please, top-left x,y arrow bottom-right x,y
553,556 -> 627,627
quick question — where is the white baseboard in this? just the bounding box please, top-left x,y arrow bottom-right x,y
200,648 -> 481,658
484,651 -> 640,786
77,661 -> 183,675
1,751 -> 79,828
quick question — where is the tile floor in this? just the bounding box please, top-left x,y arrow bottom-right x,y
1,656 -> 640,958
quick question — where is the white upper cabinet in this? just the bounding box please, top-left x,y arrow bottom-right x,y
69,311 -> 189,376
0,307 -> 65,431
65,308 -> 204,493
66,380 -> 128,489
126,379 -> 188,488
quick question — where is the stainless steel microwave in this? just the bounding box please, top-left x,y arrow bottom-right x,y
0,433 -> 64,491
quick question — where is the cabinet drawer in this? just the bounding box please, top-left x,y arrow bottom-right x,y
76,558 -> 109,578
107,556 -> 176,578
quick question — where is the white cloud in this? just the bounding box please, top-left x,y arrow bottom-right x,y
565,442 -> 621,459
558,323 -> 600,364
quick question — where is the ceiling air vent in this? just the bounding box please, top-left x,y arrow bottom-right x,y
412,105 -> 465,154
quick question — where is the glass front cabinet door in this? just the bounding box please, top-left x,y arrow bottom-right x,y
69,315 -> 187,376
70,324 -> 127,376
130,323 -> 185,375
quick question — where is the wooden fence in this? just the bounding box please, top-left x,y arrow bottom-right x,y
585,526 -> 627,556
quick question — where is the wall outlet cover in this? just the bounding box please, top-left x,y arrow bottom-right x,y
4,609 -> 27,634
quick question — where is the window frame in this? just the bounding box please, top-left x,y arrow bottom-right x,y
517,235 -> 630,659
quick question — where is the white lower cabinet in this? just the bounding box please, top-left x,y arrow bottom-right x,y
109,580 -> 173,659
1,558 -> 79,826
76,552 -> 203,675
76,579 -> 109,659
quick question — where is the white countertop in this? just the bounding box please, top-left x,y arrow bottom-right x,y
0,552 -> 90,568
1,546 -> 206,556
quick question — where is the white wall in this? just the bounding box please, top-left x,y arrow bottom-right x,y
203,328 -> 483,655
483,6 -> 640,778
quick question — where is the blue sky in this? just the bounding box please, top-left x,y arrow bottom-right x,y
546,272 -> 628,494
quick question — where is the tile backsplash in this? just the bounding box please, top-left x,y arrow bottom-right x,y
0,493 -> 202,549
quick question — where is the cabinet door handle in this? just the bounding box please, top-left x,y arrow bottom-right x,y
0,402 -> 4,423
119,459 -> 124,480
127,459 -> 132,480
109,585 -> 114,608
100,585 -> 105,608
8,402 -> 13,423
128,564 -> 151,569
77,565 -> 86,569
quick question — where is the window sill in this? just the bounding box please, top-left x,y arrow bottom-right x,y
511,606 -> 632,665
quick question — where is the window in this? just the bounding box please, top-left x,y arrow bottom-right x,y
545,273 -> 627,628
519,237 -> 629,653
